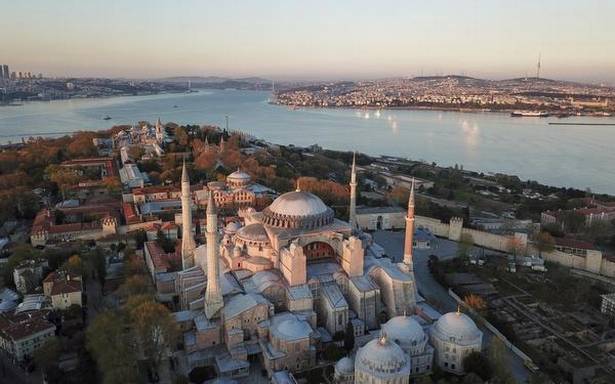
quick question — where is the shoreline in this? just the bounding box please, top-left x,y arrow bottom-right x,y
269,101 -> 614,117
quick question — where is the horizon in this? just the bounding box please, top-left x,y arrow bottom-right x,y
2,1 -> 615,84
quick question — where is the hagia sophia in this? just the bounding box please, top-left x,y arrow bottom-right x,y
169,154 -> 483,382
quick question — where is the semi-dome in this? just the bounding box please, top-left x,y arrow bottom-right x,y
335,356 -> 354,374
355,335 -> 411,377
235,223 -> 270,244
382,315 -> 426,346
262,190 -> 335,230
225,221 -> 242,234
432,311 -> 481,345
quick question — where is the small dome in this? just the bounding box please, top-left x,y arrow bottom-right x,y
356,335 -> 410,376
273,318 -> 312,341
225,221 -> 241,234
236,223 -> 269,243
227,170 -> 251,181
432,312 -> 482,345
335,356 -> 354,374
227,170 -> 251,189
382,315 -> 425,346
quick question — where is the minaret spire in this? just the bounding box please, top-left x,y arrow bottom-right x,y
403,178 -> 415,268
204,192 -> 223,319
180,160 -> 196,269
349,152 -> 358,232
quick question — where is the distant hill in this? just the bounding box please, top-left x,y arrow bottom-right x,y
157,76 -> 270,84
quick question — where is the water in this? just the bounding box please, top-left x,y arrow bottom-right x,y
1,89 -> 614,194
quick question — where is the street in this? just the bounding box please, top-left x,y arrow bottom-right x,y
373,230 -> 530,383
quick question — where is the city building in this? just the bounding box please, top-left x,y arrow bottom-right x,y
355,206 -> 406,231
43,271 -> 83,310
0,310 -> 56,362
600,293 -> 615,318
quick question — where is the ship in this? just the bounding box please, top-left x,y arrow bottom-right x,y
103,115 -> 112,120
510,111 -> 550,117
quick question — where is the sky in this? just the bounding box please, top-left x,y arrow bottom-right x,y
1,0 -> 614,83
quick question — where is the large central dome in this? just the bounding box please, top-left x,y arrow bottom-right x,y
262,190 -> 335,230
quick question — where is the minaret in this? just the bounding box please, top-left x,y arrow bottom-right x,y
155,117 -> 163,142
204,192 -> 223,319
180,161 -> 196,269
403,178 -> 415,269
349,152 -> 358,232
219,135 -> 225,152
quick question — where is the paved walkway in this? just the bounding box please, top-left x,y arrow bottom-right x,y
373,230 -> 530,383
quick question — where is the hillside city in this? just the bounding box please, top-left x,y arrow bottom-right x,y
0,118 -> 614,384
273,76 -> 615,116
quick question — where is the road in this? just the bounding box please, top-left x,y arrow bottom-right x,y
373,230 -> 530,383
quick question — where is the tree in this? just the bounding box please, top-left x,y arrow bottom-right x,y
175,126 -> 189,147
34,336 -> 62,373
323,344 -> 345,361
101,176 -> 122,195
487,338 -> 515,384
118,275 -> 152,298
464,294 -> 487,314
343,321 -> 355,352
457,233 -> 474,259
86,311 -> 139,384
533,231 -> 555,256
462,372 -> 484,384
462,351 -> 492,381
129,301 -> 178,376
46,165 -> 83,199
63,255 -> 83,276
506,236 -> 525,258
127,146 -> 145,160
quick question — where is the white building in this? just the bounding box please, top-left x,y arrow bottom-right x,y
0,311 -> 56,362
430,310 -> 483,375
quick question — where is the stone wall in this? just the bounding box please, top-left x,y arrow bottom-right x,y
416,215 -> 615,278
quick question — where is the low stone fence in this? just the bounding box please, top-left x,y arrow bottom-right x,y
448,289 -> 535,365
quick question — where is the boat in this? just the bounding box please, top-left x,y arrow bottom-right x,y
103,115 -> 112,120
510,111 -> 549,117
173,105 -> 179,108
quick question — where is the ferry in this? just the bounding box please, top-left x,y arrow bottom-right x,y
103,115 -> 112,120
510,111 -> 549,117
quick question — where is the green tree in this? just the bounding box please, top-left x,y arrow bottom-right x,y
46,165 -> 83,199
86,311 -> 139,384
457,233 -> 474,259
34,336 -> 62,373
487,338 -> 515,384
129,300 -> 178,376
118,275 -> 152,298
462,351 -> 492,380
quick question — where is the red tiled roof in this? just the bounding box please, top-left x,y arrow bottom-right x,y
555,237 -> 596,250
0,311 -> 55,342
144,241 -> 181,272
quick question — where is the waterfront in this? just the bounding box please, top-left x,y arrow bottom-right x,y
1,89 -> 614,194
